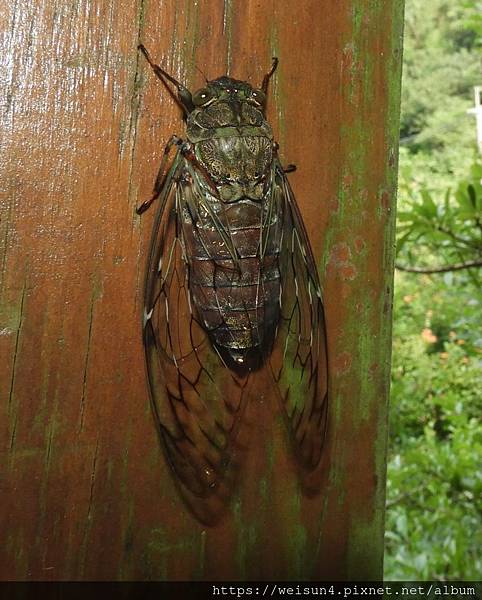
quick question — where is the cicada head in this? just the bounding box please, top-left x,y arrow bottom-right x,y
191,77 -> 267,110
138,45 -> 278,122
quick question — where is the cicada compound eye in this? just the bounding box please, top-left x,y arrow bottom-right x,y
249,89 -> 266,107
193,87 -> 215,106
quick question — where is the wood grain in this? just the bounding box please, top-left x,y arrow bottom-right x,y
0,0 -> 404,580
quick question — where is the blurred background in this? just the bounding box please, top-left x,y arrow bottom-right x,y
384,0 -> 482,580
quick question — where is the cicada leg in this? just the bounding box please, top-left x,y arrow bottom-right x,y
136,135 -> 183,214
180,144 -> 220,199
261,57 -> 279,95
138,45 -> 194,115
271,142 -> 296,174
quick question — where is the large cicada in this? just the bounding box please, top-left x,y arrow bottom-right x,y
136,45 -> 328,515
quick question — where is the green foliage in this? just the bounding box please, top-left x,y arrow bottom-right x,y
397,160 -> 482,270
461,1 -> 482,41
400,0 -> 481,188
386,275 -> 482,580
385,0 -> 482,581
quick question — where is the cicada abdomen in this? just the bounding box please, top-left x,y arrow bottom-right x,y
136,46 -> 328,518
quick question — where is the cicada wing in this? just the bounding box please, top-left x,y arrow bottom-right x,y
269,160 -> 329,469
142,151 -> 248,503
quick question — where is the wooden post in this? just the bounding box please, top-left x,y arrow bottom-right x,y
0,0 -> 404,580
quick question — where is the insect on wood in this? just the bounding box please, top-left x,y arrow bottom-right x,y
136,45 -> 328,516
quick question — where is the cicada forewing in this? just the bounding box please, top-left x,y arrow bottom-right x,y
268,159 -> 329,472
142,148 -> 250,515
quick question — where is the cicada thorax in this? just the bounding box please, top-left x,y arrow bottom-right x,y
182,91 -> 282,375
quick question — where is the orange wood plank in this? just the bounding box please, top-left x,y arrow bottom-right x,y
0,0 -> 404,580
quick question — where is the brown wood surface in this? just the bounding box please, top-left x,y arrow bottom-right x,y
0,0 -> 404,581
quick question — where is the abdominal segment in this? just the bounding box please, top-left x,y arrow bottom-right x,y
182,179 -> 282,375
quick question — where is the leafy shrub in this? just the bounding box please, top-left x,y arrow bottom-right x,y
385,273 -> 482,580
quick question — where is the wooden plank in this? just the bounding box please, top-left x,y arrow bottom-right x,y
0,0 -> 404,580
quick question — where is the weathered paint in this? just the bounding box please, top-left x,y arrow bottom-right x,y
0,0 -> 404,580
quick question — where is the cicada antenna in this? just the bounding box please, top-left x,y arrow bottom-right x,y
194,64 -> 209,84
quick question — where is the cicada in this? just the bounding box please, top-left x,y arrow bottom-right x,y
136,45 -> 328,511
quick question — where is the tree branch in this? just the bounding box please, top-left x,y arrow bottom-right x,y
435,225 -> 481,249
395,259 -> 482,274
